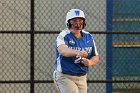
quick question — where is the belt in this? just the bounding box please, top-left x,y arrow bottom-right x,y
63,73 -> 86,76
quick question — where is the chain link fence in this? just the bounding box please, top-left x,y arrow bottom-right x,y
0,0 -> 140,93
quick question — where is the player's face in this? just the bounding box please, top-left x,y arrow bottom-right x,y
69,18 -> 84,33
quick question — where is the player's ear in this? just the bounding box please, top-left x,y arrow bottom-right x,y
83,22 -> 86,29
82,19 -> 86,29
67,20 -> 72,29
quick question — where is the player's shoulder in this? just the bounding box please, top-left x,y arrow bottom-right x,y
59,28 -> 70,37
82,30 -> 92,36
82,30 -> 94,40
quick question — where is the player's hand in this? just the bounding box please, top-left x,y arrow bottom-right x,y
77,51 -> 88,58
82,58 -> 93,66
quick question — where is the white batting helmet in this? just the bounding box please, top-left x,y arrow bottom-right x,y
66,9 -> 86,28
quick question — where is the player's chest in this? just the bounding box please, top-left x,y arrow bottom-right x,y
67,37 -> 92,48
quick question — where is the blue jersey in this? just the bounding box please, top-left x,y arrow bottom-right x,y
54,29 -> 98,76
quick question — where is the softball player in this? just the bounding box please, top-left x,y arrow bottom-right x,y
53,9 -> 99,93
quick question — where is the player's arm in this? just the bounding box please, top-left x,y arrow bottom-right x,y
82,36 -> 99,66
82,55 -> 99,66
58,44 -> 88,57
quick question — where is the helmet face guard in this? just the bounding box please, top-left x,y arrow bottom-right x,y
67,18 -> 86,29
66,9 -> 86,29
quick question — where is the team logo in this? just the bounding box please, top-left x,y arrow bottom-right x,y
69,39 -> 75,45
75,10 -> 80,16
